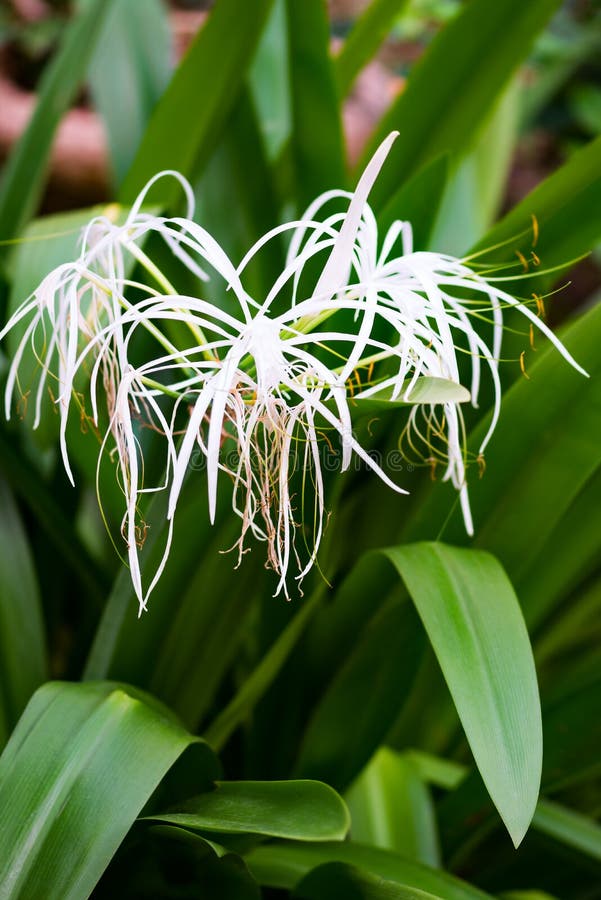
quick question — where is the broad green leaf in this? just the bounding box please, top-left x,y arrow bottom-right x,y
244,840 -> 493,899
346,749 -> 440,867
0,478 -> 46,747
294,862 -> 442,900
362,0 -> 562,211
0,681 -> 217,900
334,0 -> 411,98
148,780 -> 350,842
294,600 -> 425,791
0,0 -> 116,247
286,0 -> 346,207
120,0 -> 275,206
89,0 -> 171,185
383,543 -> 542,847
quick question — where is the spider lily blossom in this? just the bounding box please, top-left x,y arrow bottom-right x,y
0,133 -> 587,613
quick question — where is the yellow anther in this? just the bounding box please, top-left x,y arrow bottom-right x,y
533,293 -> 546,318
529,323 -> 536,351
531,214 -> 539,247
519,351 -> 530,380
531,251 -> 540,267
516,250 -> 529,272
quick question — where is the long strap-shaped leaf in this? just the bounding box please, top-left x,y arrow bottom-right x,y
120,0 -> 275,206
0,0 -> 116,249
0,682 -> 218,900
361,0 -> 562,211
334,0 -> 411,98
382,543 -> 542,848
295,544 -> 541,848
88,0 -> 172,186
286,0 -> 346,207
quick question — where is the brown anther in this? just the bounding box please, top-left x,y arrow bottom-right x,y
16,391 -> 30,420
135,521 -> 149,549
428,457 -> 438,481
477,454 -> 486,478
319,430 -> 335,455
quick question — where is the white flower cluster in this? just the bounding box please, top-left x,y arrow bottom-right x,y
0,134 -> 585,613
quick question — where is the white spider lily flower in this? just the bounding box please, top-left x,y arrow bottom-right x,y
90,292 -> 409,609
281,184 -> 587,533
1,128 -> 586,612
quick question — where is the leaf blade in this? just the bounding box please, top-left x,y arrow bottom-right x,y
383,543 -> 542,847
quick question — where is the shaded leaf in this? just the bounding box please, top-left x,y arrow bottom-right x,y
244,840 -> 493,899
294,861 -> 442,899
294,599 -> 424,791
0,478 -> 46,747
346,749 -> 440,867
